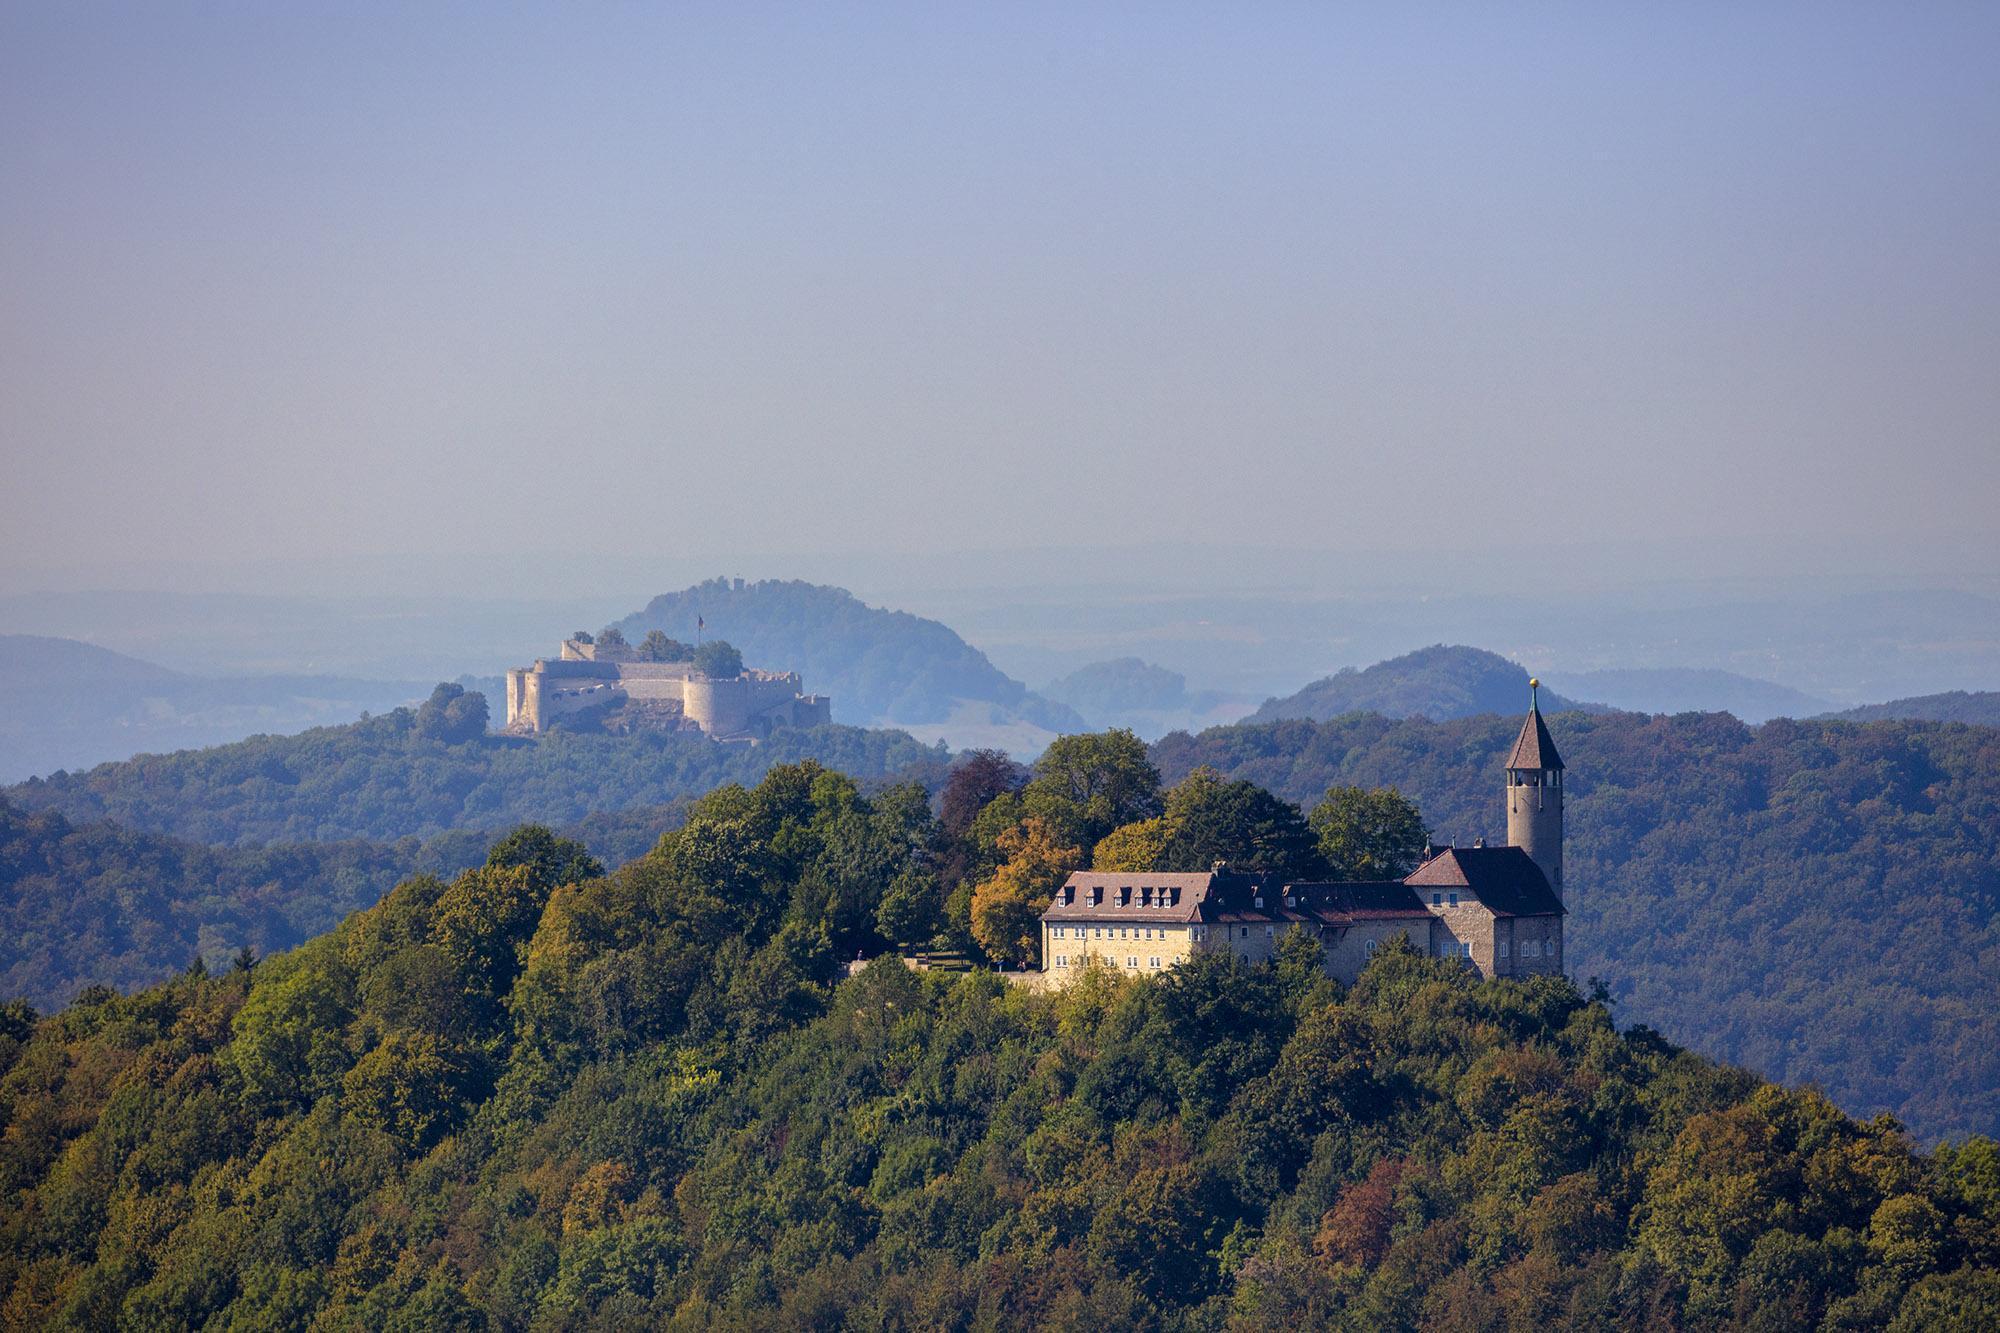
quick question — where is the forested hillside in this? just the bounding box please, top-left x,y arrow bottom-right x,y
1157,711 -> 2000,1141
609,578 -> 1085,733
1826,692 -> 2000,727
0,799 -> 697,1013
1,777 -> 1994,1330
3,685 -> 944,847
10,689 -> 1999,1141
1247,645 -> 1595,724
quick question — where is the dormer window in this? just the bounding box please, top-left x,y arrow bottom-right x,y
1063,886 -> 1075,905
1253,896 -> 1264,909
1284,895 -> 1296,908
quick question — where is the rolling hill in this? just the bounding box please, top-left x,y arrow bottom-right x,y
0,634 -> 431,782
1,687 -> 945,847
1823,690 -> 2000,726
1245,644 -> 1597,725
1038,656 -> 1238,739
608,578 -> 1084,751
1544,666 -> 1835,722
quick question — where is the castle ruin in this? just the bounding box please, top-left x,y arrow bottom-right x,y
504,638 -> 831,739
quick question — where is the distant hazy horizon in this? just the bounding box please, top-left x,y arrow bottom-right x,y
5,3 -> 1997,597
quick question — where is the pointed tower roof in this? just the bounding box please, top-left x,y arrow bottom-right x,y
1507,678 -> 1564,771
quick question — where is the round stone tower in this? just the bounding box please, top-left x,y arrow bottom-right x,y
1505,678 -> 1565,900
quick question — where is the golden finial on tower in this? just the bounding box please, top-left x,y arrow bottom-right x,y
1529,677 -> 1540,707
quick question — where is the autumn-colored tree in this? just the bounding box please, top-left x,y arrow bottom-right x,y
1314,1158 -> 1409,1269
1092,816 -> 1171,871
937,749 -> 1027,841
969,817 -> 1082,966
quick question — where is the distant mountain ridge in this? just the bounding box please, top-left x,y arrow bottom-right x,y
1544,666 -> 1835,723
1246,644 -> 1597,725
610,578 -> 1086,742
1821,690 -> 2000,726
0,634 -> 432,783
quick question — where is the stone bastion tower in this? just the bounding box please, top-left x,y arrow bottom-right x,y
1505,679 -> 1565,902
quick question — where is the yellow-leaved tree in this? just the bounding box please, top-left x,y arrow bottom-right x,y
970,817 -> 1082,967
1092,816 -> 1172,872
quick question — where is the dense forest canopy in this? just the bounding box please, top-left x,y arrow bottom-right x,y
1157,711 -> 2000,1142
0,798 -> 695,1013
7,698 -> 1999,1142
2,689 -> 944,846
1,773 -> 1994,1330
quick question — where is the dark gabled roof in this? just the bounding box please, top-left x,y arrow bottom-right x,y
1405,846 -> 1564,917
1285,881 -> 1431,918
1507,705 -> 1564,771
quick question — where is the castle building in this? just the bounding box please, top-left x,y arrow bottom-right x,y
1038,686 -> 1567,984
504,638 -> 831,739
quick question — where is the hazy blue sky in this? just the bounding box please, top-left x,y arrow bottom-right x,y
4,3 -> 1997,594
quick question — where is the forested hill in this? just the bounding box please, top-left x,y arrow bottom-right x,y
1,685 -> 945,847
1,784 -> 1994,1329
1246,644 -> 1597,724
1824,691 -> 2000,726
0,799 -> 695,1012
610,578 -> 1085,732
1157,710 -> 2000,1141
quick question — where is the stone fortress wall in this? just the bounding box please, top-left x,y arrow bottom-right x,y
504,638 -> 831,739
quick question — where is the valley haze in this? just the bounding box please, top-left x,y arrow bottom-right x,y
2,4 -> 1997,1329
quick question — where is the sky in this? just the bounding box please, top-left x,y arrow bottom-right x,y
3,2 -> 1998,597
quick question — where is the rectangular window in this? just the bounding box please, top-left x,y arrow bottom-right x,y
1448,892 -> 1459,907
1150,957 -> 1160,968
1265,925 -> 1274,937
1127,956 -> 1137,969
1431,892 -> 1442,907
